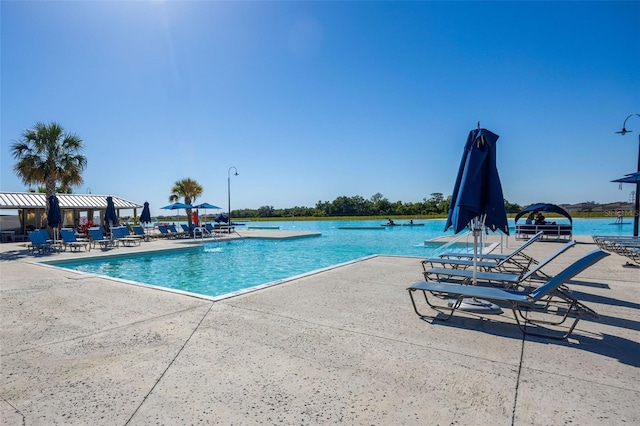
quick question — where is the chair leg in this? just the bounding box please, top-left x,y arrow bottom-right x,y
408,289 -> 459,321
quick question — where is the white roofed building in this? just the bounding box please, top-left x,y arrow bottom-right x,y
0,192 -> 142,240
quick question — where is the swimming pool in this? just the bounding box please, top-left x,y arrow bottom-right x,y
52,218 -> 631,298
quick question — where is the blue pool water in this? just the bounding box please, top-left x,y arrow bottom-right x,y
52,218 -> 631,298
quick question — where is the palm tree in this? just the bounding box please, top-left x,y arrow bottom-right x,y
11,121 -> 87,214
169,178 -> 203,231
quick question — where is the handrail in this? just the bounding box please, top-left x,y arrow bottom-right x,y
429,230 -> 471,255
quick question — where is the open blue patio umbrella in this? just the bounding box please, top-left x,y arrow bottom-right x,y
612,172 -> 640,235
47,195 -> 62,242
161,202 -> 193,226
611,171 -> 640,184
104,196 -> 119,230
193,203 -> 221,225
443,127 -> 509,311
193,202 -> 221,209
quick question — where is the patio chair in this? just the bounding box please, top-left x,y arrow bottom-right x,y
423,231 -> 544,274
87,227 -> 118,250
169,224 -> 189,238
132,225 -> 149,241
60,228 -> 90,252
423,240 -> 576,288
437,231 -> 543,267
111,226 -> 142,247
157,224 -> 174,238
205,223 -> 223,236
28,229 -> 53,254
407,249 -> 609,340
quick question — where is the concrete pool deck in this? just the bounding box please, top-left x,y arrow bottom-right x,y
1,232 -> 638,424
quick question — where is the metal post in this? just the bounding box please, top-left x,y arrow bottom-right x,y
617,113 -> 640,237
227,166 -> 238,234
635,133 -> 640,237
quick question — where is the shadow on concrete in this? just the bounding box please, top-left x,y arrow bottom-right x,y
0,249 -> 31,261
418,311 -> 640,368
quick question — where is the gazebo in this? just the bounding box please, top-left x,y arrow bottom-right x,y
0,192 -> 142,242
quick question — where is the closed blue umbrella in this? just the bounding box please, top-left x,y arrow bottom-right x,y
47,195 -> 62,242
444,128 -> 509,235
47,195 -> 62,228
139,201 -> 152,240
140,202 -> 152,224
443,127 -> 508,310
104,196 -> 119,229
215,213 -> 229,223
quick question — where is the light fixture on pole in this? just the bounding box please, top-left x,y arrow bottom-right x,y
227,166 -> 238,234
616,113 -> 640,237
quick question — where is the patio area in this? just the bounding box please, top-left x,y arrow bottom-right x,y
1,234 -> 638,425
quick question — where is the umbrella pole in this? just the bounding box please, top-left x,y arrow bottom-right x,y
454,215 -> 502,313
472,217 -> 479,285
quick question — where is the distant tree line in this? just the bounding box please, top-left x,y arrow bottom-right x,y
233,193 -> 523,219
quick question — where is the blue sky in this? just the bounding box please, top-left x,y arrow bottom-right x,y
2,1 -> 639,217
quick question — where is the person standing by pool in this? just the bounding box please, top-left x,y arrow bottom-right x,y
616,210 -> 623,224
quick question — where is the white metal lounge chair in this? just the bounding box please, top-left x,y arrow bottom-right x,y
408,249 -> 609,339
423,240 -> 576,287
437,231 -> 543,266
423,231 -> 543,273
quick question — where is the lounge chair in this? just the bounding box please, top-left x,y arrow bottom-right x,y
407,249 -> 609,339
87,227 -> 118,250
593,235 -> 640,265
157,224 -> 174,238
111,226 -> 142,247
132,225 -> 149,241
60,228 -> 90,251
205,223 -> 223,236
423,231 -> 543,274
169,224 -> 189,238
423,240 -> 576,288
28,229 -> 54,254
437,231 -> 543,267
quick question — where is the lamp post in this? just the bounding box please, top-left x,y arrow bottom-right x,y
227,166 -> 238,234
616,113 -> 640,237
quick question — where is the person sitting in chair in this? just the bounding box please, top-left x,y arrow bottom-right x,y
525,212 -> 536,225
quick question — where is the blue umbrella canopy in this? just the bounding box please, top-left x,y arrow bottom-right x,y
47,195 -> 62,229
444,128 -> 509,235
612,172 -> 640,184
161,202 -> 193,210
514,203 -> 573,224
140,202 -> 152,224
192,203 -> 221,209
161,202 -> 192,225
104,196 -> 119,228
